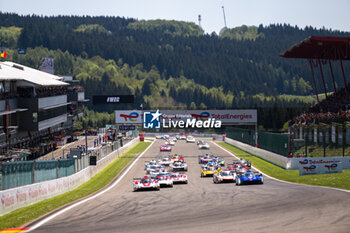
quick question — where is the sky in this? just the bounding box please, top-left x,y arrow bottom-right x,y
1,0 -> 350,33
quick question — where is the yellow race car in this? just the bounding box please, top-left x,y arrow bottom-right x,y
200,166 -> 222,177
170,154 -> 185,162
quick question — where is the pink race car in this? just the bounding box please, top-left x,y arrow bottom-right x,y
160,144 -> 172,152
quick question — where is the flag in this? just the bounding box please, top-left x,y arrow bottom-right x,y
0,51 -> 8,58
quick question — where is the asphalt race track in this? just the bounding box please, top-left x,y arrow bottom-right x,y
29,140 -> 350,233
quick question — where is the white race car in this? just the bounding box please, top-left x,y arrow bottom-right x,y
198,141 -> 210,149
186,136 -> 196,143
144,160 -> 158,168
133,177 -> 160,191
150,168 -> 167,178
158,157 -> 172,166
213,171 -> 236,183
146,164 -> 165,174
169,172 -> 188,184
179,135 -> 187,140
154,175 -> 173,187
169,161 -> 188,171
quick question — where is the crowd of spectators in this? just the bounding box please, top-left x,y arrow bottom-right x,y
18,87 -> 67,98
67,86 -> 84,93
290,84 -> 350,125
35,87 -> 66,97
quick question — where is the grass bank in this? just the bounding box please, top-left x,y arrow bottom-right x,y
217,142 -> 350,190
0,142 -> 151,230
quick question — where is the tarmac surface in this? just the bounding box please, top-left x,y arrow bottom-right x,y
29,139 -> 350,233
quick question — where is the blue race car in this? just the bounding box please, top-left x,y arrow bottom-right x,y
235,171 -> 263,185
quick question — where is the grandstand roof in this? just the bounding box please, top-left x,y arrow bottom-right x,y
280,36 -> 350,60
0,61 -> 68,86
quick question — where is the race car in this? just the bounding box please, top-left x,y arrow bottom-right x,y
158,157 -> 172,166
169,172 -> 188,184
160,145 -> 172,152
170,154 -> 184,162
227,163 -> 245,172
169,161 -> 188,171
198,154 -> 214,164
154,175 -> 173,187
156,135 -> 163,139
186,136 -> 196,143
144,160 -> 158,168
202,160 -> 217,168
200,166 -> 222,177
213,170 -> 236,183
179,135 -> 187,140
165,140 -> 176,146
145,164 -> 165,174
170,137 -> 178,142
236,171 -> 263,185
198,141 -> 210,149
133,177 -> 160,191
236,159 -> 251,168
150,168 -> 167,178
212,157 -> 225,166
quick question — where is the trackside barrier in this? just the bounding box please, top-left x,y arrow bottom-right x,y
290,157 -> 350,170
0,137 -> 138,216
224,137 -> 290,169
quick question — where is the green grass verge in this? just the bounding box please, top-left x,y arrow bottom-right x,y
0,142 -> 151,229
217,142 -> 350,190
295,144 -> 350,157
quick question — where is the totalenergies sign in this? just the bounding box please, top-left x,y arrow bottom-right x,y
298,160 -> 343,176
161,110 -> 257,124
115,111 -> 143,123
115,109 -> 257,124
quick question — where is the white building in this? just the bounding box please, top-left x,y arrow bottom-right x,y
0,61 -> 85,159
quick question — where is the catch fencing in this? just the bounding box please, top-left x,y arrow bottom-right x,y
0,136 -> 139,216
0,135 -> 136,191
226,127 -> 289,156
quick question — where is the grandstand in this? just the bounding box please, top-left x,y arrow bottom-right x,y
281,36 -> 350,157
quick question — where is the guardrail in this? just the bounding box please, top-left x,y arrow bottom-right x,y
224,137 -> 290,169
0,137 -> 139,216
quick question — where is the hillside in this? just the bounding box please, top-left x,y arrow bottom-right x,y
0,13 -> 349,130
1,13 -> 349,98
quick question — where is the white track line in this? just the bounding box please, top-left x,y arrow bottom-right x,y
26,141 -> 155,232
214,142 -> 350,194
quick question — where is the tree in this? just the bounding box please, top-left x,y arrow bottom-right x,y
141,79 -> 152,95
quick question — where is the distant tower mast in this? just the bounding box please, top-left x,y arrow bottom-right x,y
222,5 -> 227,28
198,14 -> 202,27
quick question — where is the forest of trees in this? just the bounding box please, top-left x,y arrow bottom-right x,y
0,13 -> 349,130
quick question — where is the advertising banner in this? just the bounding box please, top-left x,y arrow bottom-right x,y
93,95 -> 134,105
115,110 -> 143,124
299,163 -> 321,176
115,109 -> 257,125
338,126 -> 343,146
297,157 -> 345,175
160,109 -> 257,124
322,163 -> 342,174
314,128 -> 317,143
